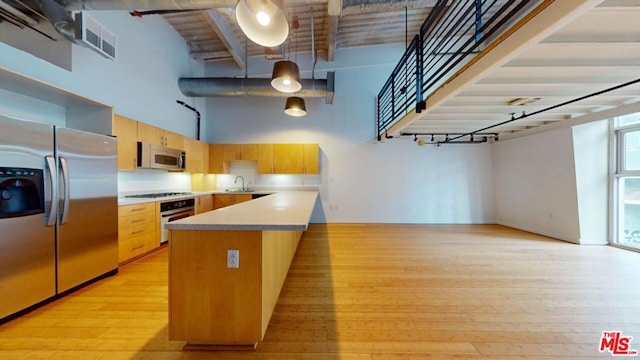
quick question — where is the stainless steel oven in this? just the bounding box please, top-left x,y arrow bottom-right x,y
160,198 -> 194,244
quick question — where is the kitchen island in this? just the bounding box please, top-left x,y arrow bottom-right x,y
165,191 -> 318,350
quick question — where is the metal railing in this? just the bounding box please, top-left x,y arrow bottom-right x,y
377,0 -> 537,140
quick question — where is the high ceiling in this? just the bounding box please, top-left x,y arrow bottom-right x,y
159,0 -> 435,66
1,0 -> 639,140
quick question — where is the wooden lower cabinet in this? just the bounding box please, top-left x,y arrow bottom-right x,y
118,202 -> 158,264
195,195 -> 214,214
213,194 -> 252,210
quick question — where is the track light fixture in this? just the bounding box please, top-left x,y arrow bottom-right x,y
400,132 -> 499,145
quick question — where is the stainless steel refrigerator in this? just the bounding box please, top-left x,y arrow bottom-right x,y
0,115 -> 118,320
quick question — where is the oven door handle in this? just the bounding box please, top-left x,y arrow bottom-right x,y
161,208 -> 194,218
167,212 -> 192,222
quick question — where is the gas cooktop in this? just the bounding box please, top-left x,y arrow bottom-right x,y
125,192 -> 192,199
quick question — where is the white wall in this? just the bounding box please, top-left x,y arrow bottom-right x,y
203,46 -> 496,224
492,127 -> 581,243
573,120 -> 609,244
0,11 -> 204,138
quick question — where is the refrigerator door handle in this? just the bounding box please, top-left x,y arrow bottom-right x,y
45,155 -> 58,227
59,156 -> 71,225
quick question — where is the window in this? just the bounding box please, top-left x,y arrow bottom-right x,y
613,112 -> 640,249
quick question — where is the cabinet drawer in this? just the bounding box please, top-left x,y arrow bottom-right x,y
119,202 -> 155,217
118,210 -> 155,228
119,221 -> 155,241
118,232 -> 155,263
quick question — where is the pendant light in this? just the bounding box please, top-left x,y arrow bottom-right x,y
284,96 -> 307,117
271,14 -> 301,93
271,60 -> 301,93
235,0 -> 289,47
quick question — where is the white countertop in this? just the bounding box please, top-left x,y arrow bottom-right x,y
165,191 -> 318,231
117,190 -> 274,206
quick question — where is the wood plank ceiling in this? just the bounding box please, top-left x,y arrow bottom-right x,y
161,0 -> 436,67
161,0 -> 640,138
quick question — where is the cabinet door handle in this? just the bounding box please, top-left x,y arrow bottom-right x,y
132,244 -> 145,251
131,219 -> 145,224
130,230 -> 145,236
131,208 -> 144,212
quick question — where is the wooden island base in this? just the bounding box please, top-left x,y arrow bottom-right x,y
168,229 -> 303,349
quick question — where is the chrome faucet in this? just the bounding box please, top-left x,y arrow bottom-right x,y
234,175 -> 246,191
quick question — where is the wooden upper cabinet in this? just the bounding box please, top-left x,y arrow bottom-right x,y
164,130 -> 184,150
184,137 -> 203,173
208,143 -> 318,175
137,122 -> 164,146
200,141 -> 210,174
241,144 -> 258,160
273,144 -> 304,174
303,143 -> 319,174
209,143 -> 228,174
223,144 -> 258,161
137,122 -> 184,150
223,144 -> 241,161
257,144 -> 274,174
112,114 -> 138,170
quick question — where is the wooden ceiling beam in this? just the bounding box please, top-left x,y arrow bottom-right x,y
327,15 -> 339,62
341,0 -> 438,16
202,9 -> 246,70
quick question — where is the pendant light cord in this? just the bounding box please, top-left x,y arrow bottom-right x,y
244,34 -> 248,78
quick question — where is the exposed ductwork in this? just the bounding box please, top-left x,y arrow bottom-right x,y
40,0 -> 76,42
178,72 -> 335,104
61,0 -> 252,11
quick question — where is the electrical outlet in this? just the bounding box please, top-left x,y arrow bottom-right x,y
227,249 -> 239,268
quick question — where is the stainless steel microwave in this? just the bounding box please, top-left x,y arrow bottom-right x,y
137,142 -> 185,171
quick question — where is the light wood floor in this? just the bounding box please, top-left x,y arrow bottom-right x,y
1,224 -> 639,359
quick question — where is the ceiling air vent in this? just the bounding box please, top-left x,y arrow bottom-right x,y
74,11 -> 116,60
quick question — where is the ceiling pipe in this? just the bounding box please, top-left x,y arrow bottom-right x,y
178,75 -> 335,104
40,0 -> 76,42
62,0 -> 237,11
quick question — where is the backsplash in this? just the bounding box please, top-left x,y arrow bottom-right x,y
118,169 -> 192,196
118,162 -> 320,196
218,162 -> 322,191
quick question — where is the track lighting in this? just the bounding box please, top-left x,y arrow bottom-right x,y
413,134 -> 417,142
